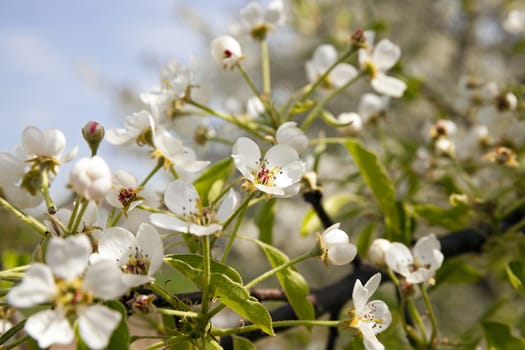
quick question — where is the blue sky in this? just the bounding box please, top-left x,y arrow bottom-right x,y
0,0 -> 244,153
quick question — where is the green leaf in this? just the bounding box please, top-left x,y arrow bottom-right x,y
483,321 -> 525,350
411,203 -> 470,230
106,300 -> 130,350
193,157 -> 234,205
343,140 -> 402,242
356,223 -> 377,257
164,254 -> 243,286
0,319 -> 26,345
255,241 -> 315,323
233,336 -> 256,350
211,272 -> 274,336
255,198 -> 276,244
506,260 -> 525,295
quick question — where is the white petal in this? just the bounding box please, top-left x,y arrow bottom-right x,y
413,234 -> 441,265
363,272 -> 382,297
149,213 -> 190,232
352,279 -> 368,313
216,189 -> 240,222
2,185 -> 42,209
46,235 -> 91,281
278,160 -> 305,184
312,45 -> 337,72
78,305 -> 122,350
0,152 -> 25,184
25,309 -> 74,348
329,63 -> 358,87
364,300 -> 392,334
41,128 -> 66,157
371,75 -> 407,98
189,223 -> 223,236
136,223 -> 164,276
254,183 -> 285,196
385,242 -> 413,277
275,122 -> 308,154
406,269 -> 432,284
241,2 -> 264,26
164,180 -> 199,216
7,263 -> 56,308
232,137 -> 261,179
265,144 -> 300,169
327,244 -> 357,265
211,35 -> 242,67
361,324 -> 385,350
97,227 -> 136,262
358,93 -> 388,120
113,170 -> 137,187
265,0 -> 285,26
22,126 -> 44,156
105,128 -> 134,145
84,261 -> 129,299
61,145 -> 78,163
371,39 -> 401,71
323,226 -> 349,246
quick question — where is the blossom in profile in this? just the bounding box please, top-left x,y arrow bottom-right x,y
7,235 -> 128,349
238,0 -> 285,40
105,110 -> 156,147
321,223 -> 357,265
105,170 -> 144,215
231,137 -> 305,197
90,223 -> 164,287
350,273 -> 392,350
275,121 -> 308,155
367,238 -> 392,268
150,179 -> 239,236
385,234 -> 444,284
69,156 -> 112,202
211,35 -> 243,69
305,44 -> 358,89
358,38 -> 406,97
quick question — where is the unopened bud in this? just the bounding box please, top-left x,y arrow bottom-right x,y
351,28 -> 366,47
82,121 -> 105,156
368,238 -> 391,268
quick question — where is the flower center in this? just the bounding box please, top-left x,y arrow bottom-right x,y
118,187 -> 139,207
54,278 -> 93,315
121,247 -> 150,275
252,158 -> 282,187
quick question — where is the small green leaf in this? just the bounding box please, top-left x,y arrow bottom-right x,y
411,203 -> 470,230
255,241 -> 315,323
233,336 -> 256,350
343,140 -> 402,242
290,100 -> 315,115
255,198 -> 276,244
193,157 -> 234,205
164,254 -> 243,286
506,260 -> 525,294
483,321 -> 525,350
211,272 -> 274,336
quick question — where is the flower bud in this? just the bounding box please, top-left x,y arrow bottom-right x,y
368,238 -> 391,268
82,121 -> 105,156
211,35 -> 243,69
70,156 -> 112,201
321,223 -> 357,265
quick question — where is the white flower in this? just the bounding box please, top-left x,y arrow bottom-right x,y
150,180 -> 239,236
385,234 -> 444,284
69,156 -> 112,202
238,0 -> 285,39
275,122 -> 308,155
90,223 -> 164,288
351,273 -> 392,350
247,96 -> 265,119
305,44 -> 358,89
152,129 -> 210,174
321,223 -> 357,265
357,93 -> 390,123
7,235 -> 128,349
337,112 -> 363,133
105,170 -> 144,214
368,238 -> 392,268
358,39 -> 407,97
106,110 -> 155,146
503,9 -> 525,34
232,137 -> 305,197
211,35 -> 243,69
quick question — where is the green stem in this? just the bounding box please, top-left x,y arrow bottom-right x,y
260,39 -> 271,94
301,72 -> 364,131
211,319 -> 340,337
300,46 -> 357,103
40,170 -> 56,213
140,158 -> 164,187
67,195 -> 82,231
419,284 -> 438,349
0,197 -> 46,236
200,235 -> 211,317
245,249 -> 316,289
156,308 -> 199,318
70,199 -> 88,234
147,282 -> 181,309
237,64 -> 262,100
407,298 -> 428,344
221,193 -> 255,264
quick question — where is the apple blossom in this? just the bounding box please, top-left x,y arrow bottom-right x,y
358,38 -> 407,97
211,35 -> 243,69
321,223 -> 357,265
350,273 -> 392,350
385,234 -> 444,284
105,170 -> 144,215
306,44 -> 358,89
7,235 -> 128,349
232,137 -> 305,197
238,0 -> 285,40
69,156 -> 112,202
105,110 -> 156,146
90,223 -> 164,287
368,238 -> 392,268
150,179 -> 239,236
